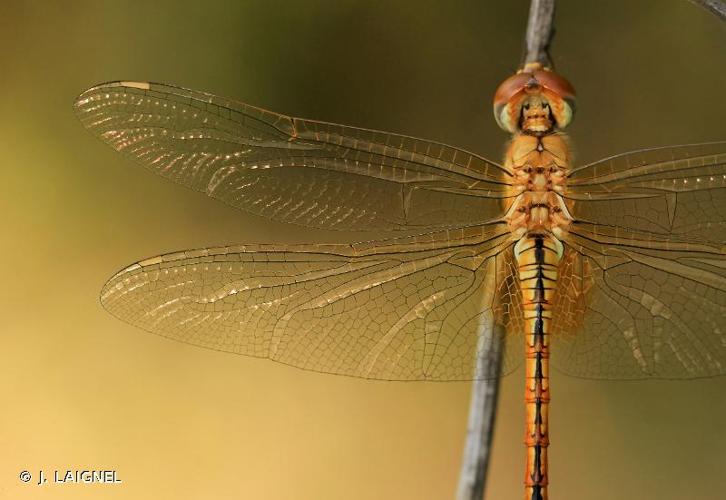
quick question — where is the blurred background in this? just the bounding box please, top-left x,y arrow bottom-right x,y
1,1 -> 724,499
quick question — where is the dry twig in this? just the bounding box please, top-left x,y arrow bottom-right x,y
690,0 -> 726,21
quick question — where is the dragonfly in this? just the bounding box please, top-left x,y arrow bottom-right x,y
74,63 -> 725,500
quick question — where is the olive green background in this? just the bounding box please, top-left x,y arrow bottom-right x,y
1,1 -> 724,499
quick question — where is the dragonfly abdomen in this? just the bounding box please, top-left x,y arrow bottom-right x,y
515,234 -> 563,500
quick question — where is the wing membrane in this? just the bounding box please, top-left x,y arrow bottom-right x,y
567,143 -> 726,243
80,82 -> 726,380
552,225 -> 726,379
101,224 -> 522,381
75,81 -> 511,231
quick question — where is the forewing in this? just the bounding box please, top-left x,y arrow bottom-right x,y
75,81 -> 511,232
567,143 -> 726,244
551,225 -> 726,379
100,224 -> 521,381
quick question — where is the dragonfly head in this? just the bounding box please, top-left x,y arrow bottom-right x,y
493,65 -> 576,135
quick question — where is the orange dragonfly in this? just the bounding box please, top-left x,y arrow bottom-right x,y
74,64 -> 725,500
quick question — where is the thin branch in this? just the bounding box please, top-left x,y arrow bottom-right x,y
455,325 -> 503,500
689,0 -> 726,21
522,0 -> 557,68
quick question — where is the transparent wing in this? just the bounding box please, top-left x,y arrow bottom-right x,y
567,143 -> 726,244
101,224 -> 523,381
551,224 -> 726,379
75,81 -> 511,232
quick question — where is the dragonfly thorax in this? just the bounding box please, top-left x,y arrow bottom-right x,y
504,133 -> 573,239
